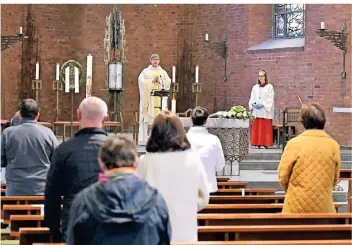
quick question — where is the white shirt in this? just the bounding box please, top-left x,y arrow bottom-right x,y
186,126 -> 225,193
136,150 -> 209,242
248,83 -> 275,119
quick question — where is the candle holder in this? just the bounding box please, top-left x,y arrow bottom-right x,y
31,80 -> 42,102
1,31 -> 27,51
191,83 -> 202,107
204,34 -> 228,81
52,80 -> 63,122
316,22 -> 348,79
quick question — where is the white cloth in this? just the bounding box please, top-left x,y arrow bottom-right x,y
186,126 -> 225,193
136,150 -> 209,242
180,118 -> 250,128
138,65 -> 171,145
248,83 -> 275,119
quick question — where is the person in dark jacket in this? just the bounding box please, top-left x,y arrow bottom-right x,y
66,135 -> 171,245
44,96 -> 109,241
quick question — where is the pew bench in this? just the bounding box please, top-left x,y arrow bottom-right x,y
197,213 -> 352,226
3,205 -> 41,224
19,228 -> 52,245
1,196 -> 44,210
198,224 -> 352,241
217,178 -> 230,182
209,195 -> 284,204
217,182 -> 248,189
10,215 -> 44,237
213,189 -> 277,196
199,204 -> 342,214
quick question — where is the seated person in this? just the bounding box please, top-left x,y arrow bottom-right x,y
186,106 -> 225,193
66,136 -> 171,245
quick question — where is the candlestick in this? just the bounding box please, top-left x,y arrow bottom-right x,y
35,62 -> 39,80
65,67 -> 70,92
205,33 -> 209,41
195,66 -> 199,84
86,54 -> 93,98
320,22 -> 326,29
172,65 -> 176,83
74,67 -> 79,93
56,63 -> 60,80
171,99 -> 176,113
20,27 -> 23,35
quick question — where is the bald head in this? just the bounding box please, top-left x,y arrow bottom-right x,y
77,97 -> 108,127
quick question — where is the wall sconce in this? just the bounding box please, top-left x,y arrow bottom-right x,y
316,22 -> 348,79
204,33 -> 229,81
1,27 -> 28,51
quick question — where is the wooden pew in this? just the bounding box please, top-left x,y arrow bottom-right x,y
198,224 -> 352,241
197,213 -> 352,226
209,195 -> 284,204
19,227 -> 52,245
217,182 -> 248,189
1,196 -> 44,210
3,205 -> 41,224
199,204 -> 342,214
213,189 -> 277,196
1,189 -> 5,196
1,182 -> 6,189
10,215 -> 44,237
217,178 -> 230,182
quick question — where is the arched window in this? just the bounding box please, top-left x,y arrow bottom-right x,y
274,4 -> 305,38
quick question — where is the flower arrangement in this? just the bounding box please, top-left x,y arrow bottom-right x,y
220,105 -> 253,119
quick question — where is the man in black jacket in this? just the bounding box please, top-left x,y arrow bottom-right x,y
44,96 -> 109,241
66,136 -> 171,245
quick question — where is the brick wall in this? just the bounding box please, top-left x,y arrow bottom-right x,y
1,4 -> 351,144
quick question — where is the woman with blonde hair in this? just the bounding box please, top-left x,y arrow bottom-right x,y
278,102 -> 341,213
137,110 -> 209,242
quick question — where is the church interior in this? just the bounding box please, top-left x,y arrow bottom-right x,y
1,3 -> 352,245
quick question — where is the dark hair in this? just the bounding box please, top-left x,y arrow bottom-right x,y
191,106 -> 209,126
20,99 -> 39,120
257,70 -> 269,84
300,102 -> 326,130
99,136 -> 137,170
146,110 -> 191,152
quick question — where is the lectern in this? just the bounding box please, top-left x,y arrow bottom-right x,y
150,89 -> 170,111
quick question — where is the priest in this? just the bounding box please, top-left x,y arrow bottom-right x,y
138,54 -> 171,145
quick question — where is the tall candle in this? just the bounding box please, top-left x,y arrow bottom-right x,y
35,62 -> 39,80
171,99 -> 176,113
20,27 -> 23,35
56,63 -> 60,80
172,65 -> 176,83
195,66 -> 199,84
65,67 -> 70,92
205,33 -> 209,41
86,54 -> 93,98
74,67 -> 79,93
320,22 -> 326,29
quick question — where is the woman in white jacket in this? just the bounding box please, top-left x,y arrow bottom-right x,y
248,70 -> 275,148
136,110 -> 209,243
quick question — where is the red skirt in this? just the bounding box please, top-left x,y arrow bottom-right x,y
251,118 -> 273,147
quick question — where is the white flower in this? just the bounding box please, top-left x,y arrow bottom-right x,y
243,111 -> 247,117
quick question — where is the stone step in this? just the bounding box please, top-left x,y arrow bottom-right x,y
245,151 -> 352,161
240,160 -> 352,170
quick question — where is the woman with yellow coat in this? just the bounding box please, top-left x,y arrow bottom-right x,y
278,103 -> 341,213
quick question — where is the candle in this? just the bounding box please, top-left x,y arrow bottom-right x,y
205,33 -> 209,41
171,99 -> 176,113
20,27 -> 23,35
320,22 -> 326,29
172,66 -> 176,83
195,66 -> 199,84
35,62 -> 39,80
65,67 -> 70,92
74,67 -> 79,93
56,63 -> 60,81
86,54 -> 93,98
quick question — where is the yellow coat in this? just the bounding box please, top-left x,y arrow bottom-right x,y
278,130 -> 341,213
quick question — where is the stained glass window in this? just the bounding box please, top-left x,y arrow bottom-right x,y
274,4 -> 305,38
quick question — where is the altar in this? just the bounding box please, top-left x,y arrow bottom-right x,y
180,118 -> 250,176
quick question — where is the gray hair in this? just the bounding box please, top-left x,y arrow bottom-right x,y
150,53 -> 160,62
78,96 -> 108,121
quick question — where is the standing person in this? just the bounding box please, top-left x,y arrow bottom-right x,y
278,103 -> 340,213
186,106 -> 225,193
138,54 -> 171,145
66,136 -> 171,245
44,96 -> 109,241
248,70 -> 274,148
1,99 -> 57,195
136,110 -> 209,243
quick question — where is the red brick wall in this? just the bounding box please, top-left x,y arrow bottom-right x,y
2,4 -> 351,145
